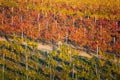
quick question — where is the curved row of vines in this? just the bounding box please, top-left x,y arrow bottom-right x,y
0,0 -> 120,54
0,36 -> 120,80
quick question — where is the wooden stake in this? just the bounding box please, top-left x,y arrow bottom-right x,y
46,22 -> 48,29
113,37 -> 117,66
69,49 -> 72,66
73,19 -> 75,27
2,8 -> 4,25
97,41 -> 99,56
37,13 -> 40,22
2,18 -> 3,25
100,25 -> 102,36
72,64 -> 74,79
50,65 -> 52,80
2,52 -> 5,80
11,7 -> 14,26
25,40 -> 28,80
66,32 -> 68,44
11,16 -> 13,26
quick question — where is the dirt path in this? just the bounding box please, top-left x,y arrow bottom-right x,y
0,37 -> 53,51
79,51 -> 91,58
0,37 -> 6,41
0,37 -> 91,58
37,43 -> 53,52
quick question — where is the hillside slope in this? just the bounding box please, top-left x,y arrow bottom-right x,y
0,37 -> 120,80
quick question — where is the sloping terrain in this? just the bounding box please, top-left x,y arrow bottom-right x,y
0,0 -> 120,80
0,37 -> 120,80
0,37 -> 91,58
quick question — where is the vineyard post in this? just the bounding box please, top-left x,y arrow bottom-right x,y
21,31 -> 24,42
73,18 -> 75,27
55,20 -> 58,28
113,37 -> 117,67
100,25 -> 102,36
20,14 -> 24,41
2,7 -> 5,80
1,7 -> 4,24
46,51 -> 52,80
95,63 -> 100,80
72,64 -> 75,79
2,52 -> 5,80
25,40 -> 28,80
69,48 -> 72,66
46,21 -> 48,29
113,22 -> 118,68
38,13 -> 41,31
2,17 -> 4,25
75,71 -> 77,80
11,7 -> 14,26
25,5 -> 28,80
66,32 -> 68,44
37,13 -> 40,22
97,41 -> 99,56
84,27 -> 86,37
50,64 -> 52,80
96,40 -> 100,80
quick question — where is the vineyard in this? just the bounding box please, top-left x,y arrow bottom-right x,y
0,0 -> 120,80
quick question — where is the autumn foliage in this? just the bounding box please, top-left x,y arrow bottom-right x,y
0,0 -> 120,54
